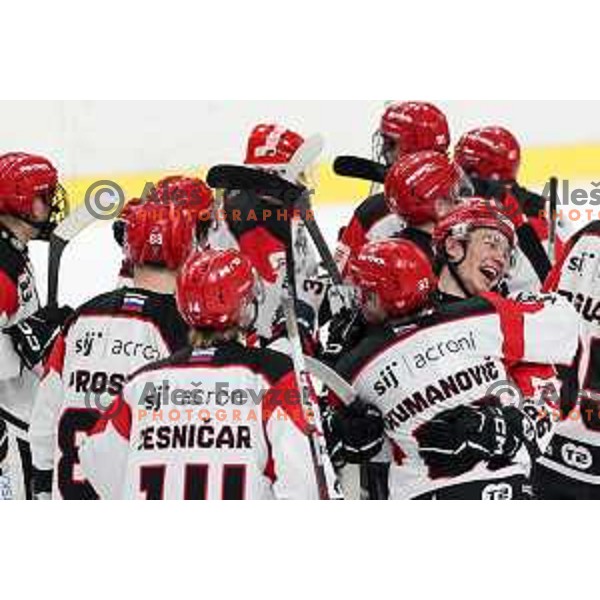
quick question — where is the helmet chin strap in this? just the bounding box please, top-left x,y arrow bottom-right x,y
447,260 -> 473,299
242,298 -> 260,332
444,241 -> 473,299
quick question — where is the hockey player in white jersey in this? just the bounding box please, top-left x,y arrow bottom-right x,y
535,220 -> 600,498
0,152 -> 71,500
29,199 -> 200,499
330,201 -> 580,499
79,248 -> 336,500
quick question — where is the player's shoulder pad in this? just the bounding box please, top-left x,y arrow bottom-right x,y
354,193 -> 390,229
425,296 -> 496,324
334,324 -> 397,382
140,291 -> 189,352
74,288 -> 127,316
71,288 -> 189,351
65,289 -> 125,334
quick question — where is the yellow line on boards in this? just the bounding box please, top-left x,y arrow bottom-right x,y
61,144 -> 600,209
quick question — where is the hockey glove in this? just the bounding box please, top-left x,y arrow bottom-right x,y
323,401 -> 385,467
321,402 -> 346,470
415,404 -> 522,480
5,305 -> 74,370
270,300 -> 317,355
320,307 -> 366,366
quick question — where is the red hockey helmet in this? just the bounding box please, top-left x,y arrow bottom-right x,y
384,151 -> 471,225
176,249 -> 258,330
454,127 -> 521,182
244,124 -> 305,167
149,175 -> 214,216
113,197 -> 144,247
433,197 -> 516,254
379,102 -> 451,156
124,201 -> 197,270
348,239 -> 436,318
0,152 -> 66,234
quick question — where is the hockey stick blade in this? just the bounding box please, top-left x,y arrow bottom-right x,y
304,356 -> 357,406
333,156 -> 387,184
206,165 -> 305,206
284,134 -> 324,183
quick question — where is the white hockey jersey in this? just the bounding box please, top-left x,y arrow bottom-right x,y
0,225 -> 41,500
79,342 -> 336,500
538,221 -> 600,485
28,287 -> 188,499
334,293 -> 579,499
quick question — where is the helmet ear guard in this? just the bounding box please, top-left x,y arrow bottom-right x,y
441,227 -> 469,265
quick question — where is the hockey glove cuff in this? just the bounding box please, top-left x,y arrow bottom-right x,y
5,305 -> 74,370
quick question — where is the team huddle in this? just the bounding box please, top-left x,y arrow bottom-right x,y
0,102 -> 598,500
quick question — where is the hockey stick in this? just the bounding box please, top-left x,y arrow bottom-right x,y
283,135 -> 346,284
208,163 -> 340,498
303,351 -> 363,501
282,227 -> 338,500
284,134 -> 324,183
333,156 -> 387,185
206,165 -> 304,205
47,195 -> 121,308
548,177 -> 559,264
47,236 -> 69,309
295,193 -> 344,286
207,164 -> 344,286
303,355 -> 357,406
